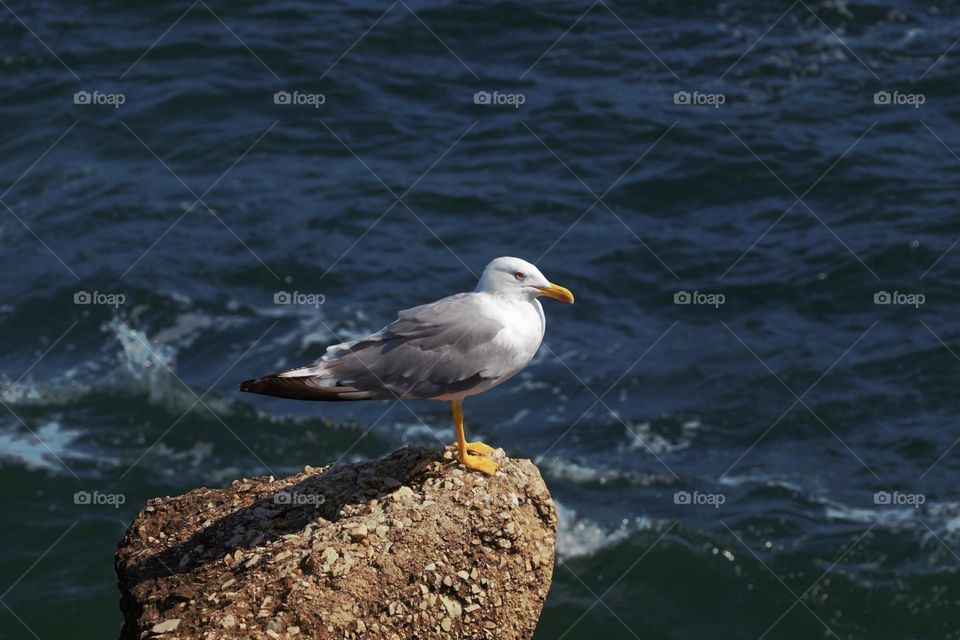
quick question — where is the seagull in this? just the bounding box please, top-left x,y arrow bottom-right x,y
240,257 -> 574,475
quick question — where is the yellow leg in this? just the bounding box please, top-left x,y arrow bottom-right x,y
451,400 -> 498,475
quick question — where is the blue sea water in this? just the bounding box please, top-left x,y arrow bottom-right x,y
2,1 -> 960,638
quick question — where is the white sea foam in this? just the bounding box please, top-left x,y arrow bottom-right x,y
555,500 -> 654,559
0,371 -> 91,407
623,417 -> 703,455
539,456 -> 622,484
396,421 -> 456,446
718,474 -> 805,493
538,455 -> 664,486
719,473 -> 960,538
0,420 -> 99,472
109,318 -> 234,415
152,311 -> 241,349
0,316 -> 241,419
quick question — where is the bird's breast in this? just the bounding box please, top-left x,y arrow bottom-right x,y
486,298 -> 545,371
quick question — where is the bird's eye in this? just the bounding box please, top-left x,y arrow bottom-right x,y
514,271 -> 525,281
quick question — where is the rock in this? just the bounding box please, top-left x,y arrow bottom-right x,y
149,618 -> 180,634
348,523 -> 368,542
392,485 -> 416,502
116,445 -> 557,640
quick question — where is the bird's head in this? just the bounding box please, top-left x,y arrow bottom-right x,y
475,256 -> 574,303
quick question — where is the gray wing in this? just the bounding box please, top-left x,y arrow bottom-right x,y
240,293 -> 509,401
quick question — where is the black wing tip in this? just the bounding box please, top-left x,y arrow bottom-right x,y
239,375 -> 302,398
240,377 -> 285,396
239,375 -> 373,401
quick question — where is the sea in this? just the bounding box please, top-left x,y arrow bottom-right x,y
2,1 -> 960,638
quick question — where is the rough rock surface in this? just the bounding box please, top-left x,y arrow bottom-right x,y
116,445 -> 557,640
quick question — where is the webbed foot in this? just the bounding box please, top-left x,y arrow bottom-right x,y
465,441 -> 495,456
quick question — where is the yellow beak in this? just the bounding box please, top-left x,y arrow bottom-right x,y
536,282 -> 575,303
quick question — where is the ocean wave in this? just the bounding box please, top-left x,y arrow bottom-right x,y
823,495 -> 960,538
0,371 -> 92,407
0,317 -> 237,417
622,417 -> 704,455
720,472 -> 960,540
555,500 -> 655,560
395,420 -> 457,447
538,455 -> 670,487
0,420 -> 107,472
109,318 -> 194,410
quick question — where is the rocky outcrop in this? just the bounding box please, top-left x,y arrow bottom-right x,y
116,445 -> 557,640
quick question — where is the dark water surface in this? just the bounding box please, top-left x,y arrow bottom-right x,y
2,1 -> 960,638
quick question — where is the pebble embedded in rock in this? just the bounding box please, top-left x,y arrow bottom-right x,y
321,547 -> 339,565
440,595 -> 462,617
392,485 -> 416,502
150,618 -> 180,634
349,524 -> 368,541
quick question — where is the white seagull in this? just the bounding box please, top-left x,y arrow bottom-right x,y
240,257 -> 574,474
